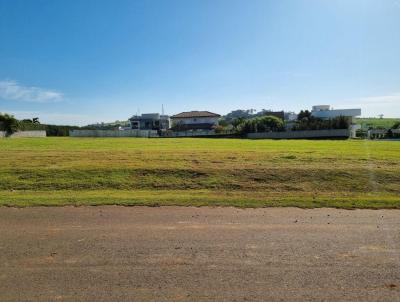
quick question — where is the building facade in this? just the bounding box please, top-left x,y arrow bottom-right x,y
311,105 -> 361,120
311,105 -> 361,138
129,113 -> 170,130
170,111 -> 221,131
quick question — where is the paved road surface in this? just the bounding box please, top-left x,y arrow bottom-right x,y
0,206 -> 399,301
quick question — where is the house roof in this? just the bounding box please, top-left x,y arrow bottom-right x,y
171,111 -> 221,119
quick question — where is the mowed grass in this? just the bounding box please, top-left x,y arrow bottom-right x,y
0,137 -> 400,208
356,117 -> 400,129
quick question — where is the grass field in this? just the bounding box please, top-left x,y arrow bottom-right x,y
356,117 -> 400,129
0,137 -> 400,208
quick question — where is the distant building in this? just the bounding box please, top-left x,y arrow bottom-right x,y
171,111 -> 221,131
311,105 -> 361,119
283,111 -> 299,130
311,105 -> 361,138
284,112 -> 298,121
129,113 -> 170,130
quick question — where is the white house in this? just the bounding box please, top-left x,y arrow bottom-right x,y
170,111 -> 221,131
311,105 -> 361,138
129,113 -> 170,130
311,105 -> 361,120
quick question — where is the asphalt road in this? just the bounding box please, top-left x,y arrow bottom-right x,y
0,206 -> 399,302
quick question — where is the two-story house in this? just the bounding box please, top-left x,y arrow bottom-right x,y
170,111 -> 220,131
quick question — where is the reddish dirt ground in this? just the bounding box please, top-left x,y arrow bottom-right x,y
0,206 -> 399,301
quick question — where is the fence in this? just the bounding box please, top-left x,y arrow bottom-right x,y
69,129 -> 352,139
69,129 -> 158,137
161,130 -> 235,137
70,129 -> 235,138
247,129 -> 351,139
0,131 -> 47,138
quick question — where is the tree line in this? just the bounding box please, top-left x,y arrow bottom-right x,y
0,113 -> 94,136
217,109 -> 352,134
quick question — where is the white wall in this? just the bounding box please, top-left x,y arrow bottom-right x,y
70,129 -> 158,137
247,129 -> 351,139
311,109 -> 361,119
0,131 -> 47,138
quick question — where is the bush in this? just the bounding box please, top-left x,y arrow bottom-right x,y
292,115 -> 350,131
0,113 -> 19,134
44,125 -> 85,136
0,112 -> 88,136
218,119 -> 229,127
237,115 -> 284,134
18,121 -> 45,131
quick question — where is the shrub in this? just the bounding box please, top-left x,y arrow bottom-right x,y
292,115 -> 350,131
237,115 -> 284,134
0,113 -> 19,134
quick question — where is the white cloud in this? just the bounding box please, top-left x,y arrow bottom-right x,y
0,80 -> 63,103
334,93 -> 400,118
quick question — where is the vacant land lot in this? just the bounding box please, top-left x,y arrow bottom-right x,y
0,138 -> 399,208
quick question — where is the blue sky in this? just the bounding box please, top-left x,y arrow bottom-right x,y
0,0 -> 399,125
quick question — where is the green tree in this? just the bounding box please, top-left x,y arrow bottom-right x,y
0,113 -> 19,134
297,110 -> 312,120
218,119 -> 229,127
237,115 -> 284,134
292,114 -> 350,131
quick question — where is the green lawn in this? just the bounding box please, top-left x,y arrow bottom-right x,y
356,117 -> 400,129
1,137 -> 400,208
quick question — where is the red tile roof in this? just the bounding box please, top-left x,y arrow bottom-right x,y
171,111 -> 221,118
